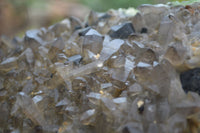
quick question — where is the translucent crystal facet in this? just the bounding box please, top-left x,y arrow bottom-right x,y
2,3 -> 200,133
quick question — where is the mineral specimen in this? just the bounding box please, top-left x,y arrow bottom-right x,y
109,22 -> 135,39
180,68 -> 200,94
1,2 -> 200,133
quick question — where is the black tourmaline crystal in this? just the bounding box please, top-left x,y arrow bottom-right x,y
180,68 -> 200,94
109,22 -> 135,39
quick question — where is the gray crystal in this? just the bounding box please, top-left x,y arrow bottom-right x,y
32,95 -> 43,104
131,13 -> 146,33
2,3 -> 200,133
12,92 -> 47,127
82,28 -> 103,54
56,98 -> 69,107
100,38 -> 124,61
25,29 -> 44,45
101,83 -> 112,89
158,15 -> 175,46
113,97 -> 127,104
80,109 -> 96,125
109,22 -> 135,39
78,27 -> 91,36
69,16 -> 82,31
0,57 -> 18,72
65,54 -> 82,65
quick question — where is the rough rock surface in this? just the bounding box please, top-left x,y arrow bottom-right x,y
1,3 -> 200,133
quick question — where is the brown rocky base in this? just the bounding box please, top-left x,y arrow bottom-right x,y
1,2 -> 200,133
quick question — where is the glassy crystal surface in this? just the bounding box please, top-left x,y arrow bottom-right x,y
180,68 -> 200,94
109,22 -> 135,39
2,3 -> 200,133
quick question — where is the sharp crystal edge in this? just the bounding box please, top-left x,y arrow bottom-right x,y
1,3 -> 200,133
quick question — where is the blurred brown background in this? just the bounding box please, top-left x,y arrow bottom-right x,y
0,0 -> 171,37
0,0 -> 89,37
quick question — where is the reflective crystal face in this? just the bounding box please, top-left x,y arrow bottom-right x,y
1,3 -> 200,133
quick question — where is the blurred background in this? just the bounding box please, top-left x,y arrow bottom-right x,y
0,0 -> 192,36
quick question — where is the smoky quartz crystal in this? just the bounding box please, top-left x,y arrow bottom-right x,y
1,3 -> 200,133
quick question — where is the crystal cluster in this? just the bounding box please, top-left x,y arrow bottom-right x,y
1,3 -> 200,133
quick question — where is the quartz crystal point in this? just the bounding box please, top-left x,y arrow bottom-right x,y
12,92 -> 46,127
0,57 -> 18,72
138,4 -> 169,30
109,57 -> 134,82
80,109 -> 96,125
25,29 -> 44,45
158,15 -> 175,46
81,28 -> 103,54
56,60 -> 104,80
164,41 -> 189,67
100,38 -> 124,60
109,22 -> 135,39
2,3 -> 200,133
131,12 -> 146,33
65,54 -> 82,65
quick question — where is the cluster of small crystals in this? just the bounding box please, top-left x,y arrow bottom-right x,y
1,3 -> 200,133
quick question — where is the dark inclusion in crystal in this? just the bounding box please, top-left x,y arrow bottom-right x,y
78,27 -> 91,36
141,27 -> 148,33
137,100 -> 145,114
122,127 -> 131,133
108,22 -> 135,39
122,125 -> 142,133
98,13 -> 111,21
34,125 -> 43,133
180,68 -> 200,94
138,105 -> 144,114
